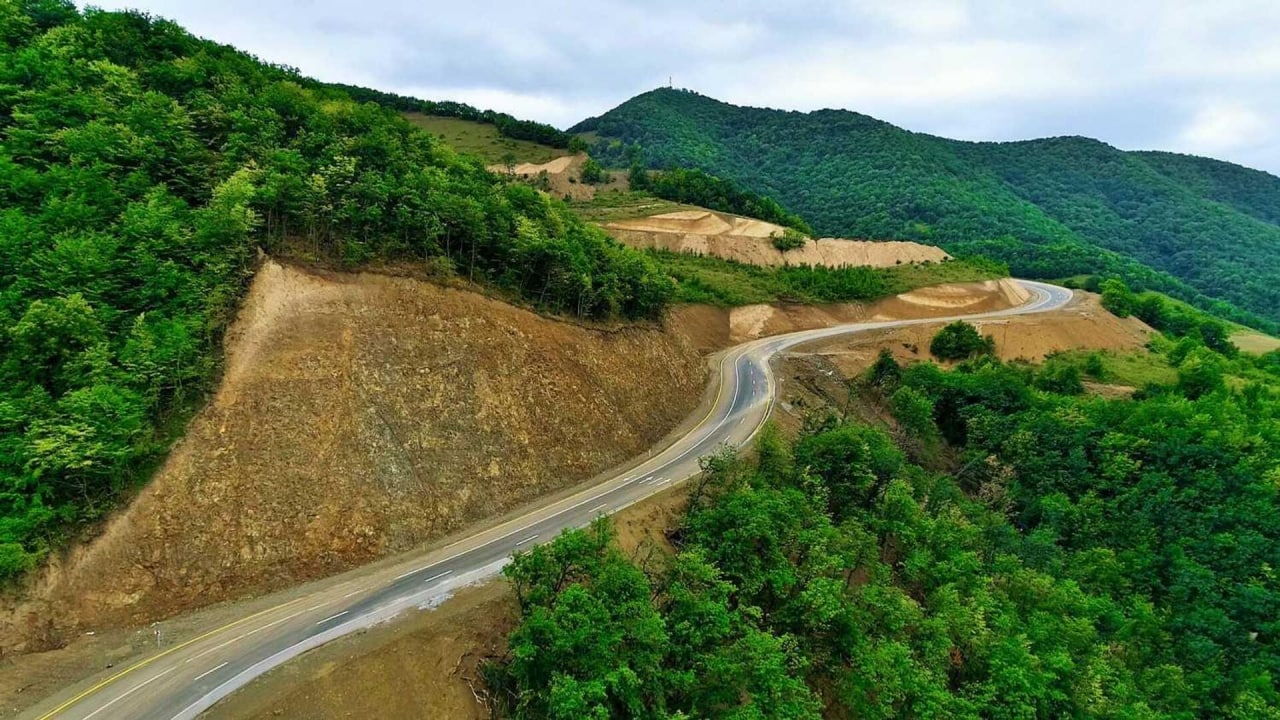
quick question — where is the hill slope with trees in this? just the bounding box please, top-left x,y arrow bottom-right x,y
575,88 -> 1280,332
0,1 -> 670,577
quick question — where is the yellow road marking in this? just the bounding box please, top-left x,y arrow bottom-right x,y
36,349 -> 738,720
35,596 -> 308,720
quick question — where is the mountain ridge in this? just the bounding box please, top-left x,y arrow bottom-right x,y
575,88 -> 1280,331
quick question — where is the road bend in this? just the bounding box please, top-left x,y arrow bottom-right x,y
24,280 -> 1072,720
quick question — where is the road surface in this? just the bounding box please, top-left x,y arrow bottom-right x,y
26,280 -> 1072,720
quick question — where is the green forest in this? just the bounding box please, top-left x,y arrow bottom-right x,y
0,1 -> 672,576
489,328 -> 1280,718
574,88 -> 1280,333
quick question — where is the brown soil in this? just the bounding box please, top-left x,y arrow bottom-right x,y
604,210 -> 950,268
203,486 -> 691,720
489,153 -> 627,201
667,279 -> 1032,353
1,260 -> 705,655
771,292 -> 1152,432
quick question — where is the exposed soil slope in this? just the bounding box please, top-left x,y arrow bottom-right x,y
604,210 -> 951,268
668,279 -> 1030,351
203,486 -> 690,720
489,153 -> 626,200
1,261 -> 704,653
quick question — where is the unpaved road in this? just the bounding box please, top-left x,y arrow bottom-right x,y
23,280 -> 1072,720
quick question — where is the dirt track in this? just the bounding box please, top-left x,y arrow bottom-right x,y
604,210 -> 950,268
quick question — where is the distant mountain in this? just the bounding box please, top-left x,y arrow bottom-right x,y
575,89 -> 1280,330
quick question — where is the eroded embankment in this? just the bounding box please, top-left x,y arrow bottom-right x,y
604,209 -> 950,268
1,261 -> 705,654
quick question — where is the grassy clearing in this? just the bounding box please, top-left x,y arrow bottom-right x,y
1231,330 -> 1280,355
652,252 -> 1007,306
403,113 -> 567,165
1049,348 -> 1178,388
568,189 -> 700,223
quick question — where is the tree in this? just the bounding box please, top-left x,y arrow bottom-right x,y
930,321 -> 995,361
579,158 -> 607,184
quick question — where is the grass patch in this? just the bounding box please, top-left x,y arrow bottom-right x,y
1231,330 -> 1280,355
1049,348 -> 1177,388
403,113 -> 567,165
652,252 -> 1007,306
568,189 -> 700,223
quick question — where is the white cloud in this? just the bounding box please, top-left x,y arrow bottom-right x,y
88,0 -> 1280,174
1178,103 -> 1271,155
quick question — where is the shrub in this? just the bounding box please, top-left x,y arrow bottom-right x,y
930,321 -> 995,361
770,228 -> 807,252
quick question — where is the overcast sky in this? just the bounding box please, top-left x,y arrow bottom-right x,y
93,0 -> 1280,174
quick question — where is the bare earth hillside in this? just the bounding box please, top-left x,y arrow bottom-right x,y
202,290 -> 1151,720
1,261 -> 704,653
604,210 -> 950,268
488,154 -> 626,200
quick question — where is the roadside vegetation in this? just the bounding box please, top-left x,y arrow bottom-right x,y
576,88 -> 1280,332
658,253 -> 1008,306
0,3 -> 670,578
929,321 -> 994,360
489,324 -> 1280,718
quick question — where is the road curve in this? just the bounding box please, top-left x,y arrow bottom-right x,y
25,280 -> 1072,720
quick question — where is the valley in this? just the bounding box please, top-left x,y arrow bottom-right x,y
2,4 -> 1279,718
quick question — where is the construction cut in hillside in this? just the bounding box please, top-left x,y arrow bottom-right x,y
604,209 -> 950,268
0,260 -> 706,655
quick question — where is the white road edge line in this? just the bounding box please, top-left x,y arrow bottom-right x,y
315,611 -> 348,626
192,662 -> 228,683
186,608 -> 310,664
82,667 -> 175,720
66,281 -> 1072,720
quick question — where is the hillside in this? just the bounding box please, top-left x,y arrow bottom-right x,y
0,4 -> 671,581
575,88 -> 1280,331
0,260 -> 706,654
603,209 -> 950,268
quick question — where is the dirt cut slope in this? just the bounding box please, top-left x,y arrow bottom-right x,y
489,153 -> 626,200
668,279 -> 1032,351
786,291 -> 1150,379
604,210 -> 950,268
1,260 -> 704,654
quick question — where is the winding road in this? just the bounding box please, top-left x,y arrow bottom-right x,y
25,280 -> 1072,720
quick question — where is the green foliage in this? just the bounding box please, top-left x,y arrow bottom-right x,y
496,351 -> 1280,716
929,321 -> 994,361
656,252 -> 1005,307
325,83 -> 573,148
770,228 -> 807,252
575,88 -> 1280,332
579,157 -> 607,184
1103,280 -> 1239,355
638,167 -> 813,234
492,518 -> 822,719
0,2 -> 671,578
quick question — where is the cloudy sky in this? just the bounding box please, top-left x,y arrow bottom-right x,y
94,0 -> 1280,174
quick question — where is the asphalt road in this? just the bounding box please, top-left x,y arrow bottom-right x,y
26,279 -> 1072,720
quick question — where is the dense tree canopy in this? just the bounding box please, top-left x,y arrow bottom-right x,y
323,83 -> 574,148
0,0 -> 670,577
575,88 -> 1280,332
492,333 -> 1280,718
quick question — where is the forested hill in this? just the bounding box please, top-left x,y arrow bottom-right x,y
575,88 -> 1280,331
0,2 -> 669,576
